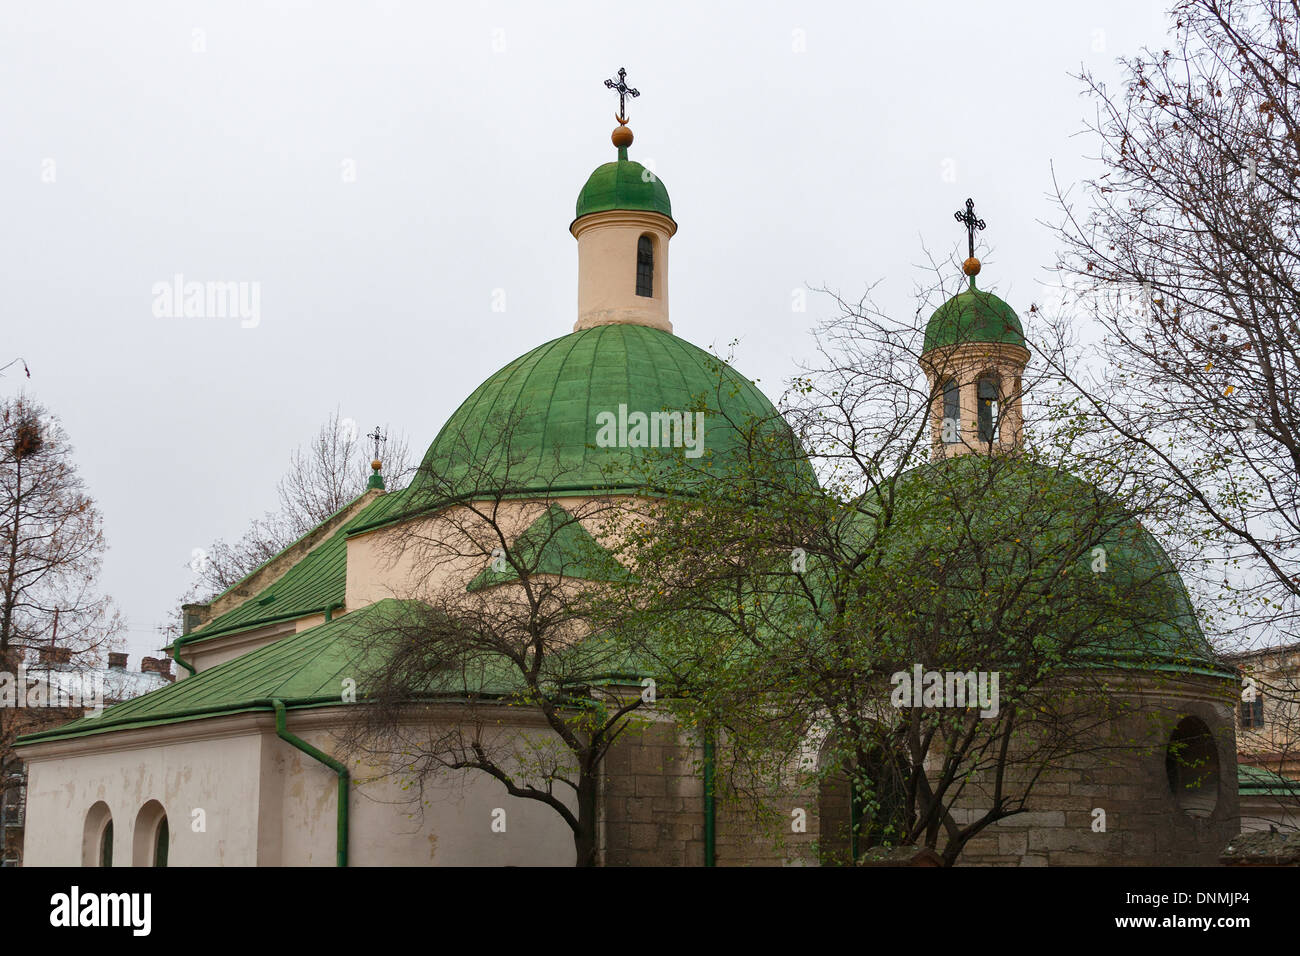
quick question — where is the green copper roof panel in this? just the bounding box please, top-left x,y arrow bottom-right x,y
923,280 -> 1025,353
402,324 -> 806,506
194,487 -> 409,641
574,156 -> 673,222
466,503 -> 624,591
16,599 -> 537,744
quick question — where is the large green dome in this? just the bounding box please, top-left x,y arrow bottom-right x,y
408,324 -> 790,502
859,454 -> 1226,677
923,279 -> 1025,353
574,153 -> 673,224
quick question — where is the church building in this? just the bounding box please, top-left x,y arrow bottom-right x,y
15,74 -> 1242,867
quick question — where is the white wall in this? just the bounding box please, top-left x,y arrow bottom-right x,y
21,711 -> 578,866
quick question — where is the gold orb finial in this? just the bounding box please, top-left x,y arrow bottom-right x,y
612,122 -> 634,148
963,256 -> 981,277
371,458 -> 382,472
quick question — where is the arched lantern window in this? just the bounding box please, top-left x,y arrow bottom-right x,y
941,379 -> 960,443
977,375 -> 1000,444
636,235 -> 653,298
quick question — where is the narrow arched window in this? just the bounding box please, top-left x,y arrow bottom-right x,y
977,375 -> 999,444
941,379 -> 960,443
100,821 -> 114,867
132,800 -> 168,867
83,801 -> 113,867
154,816 -> 169,867
636,235 -> 653,297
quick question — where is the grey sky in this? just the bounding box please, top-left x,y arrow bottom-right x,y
1,0 -> 1174,662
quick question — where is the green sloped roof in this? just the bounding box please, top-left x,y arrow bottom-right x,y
18,600 -> 403,743
192,488 -> 409,642
574,151 -> 673,224
400,323 -> 801,507
18,598 -> 655,745
17,599 -> 543,745
923,278 -> 1025,353
1239,764 -> 1299,796
466,503 -> 624,591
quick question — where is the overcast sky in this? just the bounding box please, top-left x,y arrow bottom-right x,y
0,0 -> 1176,664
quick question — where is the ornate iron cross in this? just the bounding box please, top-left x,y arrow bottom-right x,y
367,426 -> 386,462
604,67 -> 639,122
954,198 -> 986,259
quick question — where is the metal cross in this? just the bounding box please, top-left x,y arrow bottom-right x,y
954,198 -> 986,259
604,67 -> 639,122
367,426 -> 386,462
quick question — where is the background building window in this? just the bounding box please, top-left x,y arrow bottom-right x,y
1239,696 -> 1265,729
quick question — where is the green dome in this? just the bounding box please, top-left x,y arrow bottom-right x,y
409,324 -> 792,501
923,279 -> 1025,353
574,152 -> 673,224
867,455 -> 1226,677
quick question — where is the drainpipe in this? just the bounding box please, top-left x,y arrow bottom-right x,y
265,698 -> 349,867
170,633 -> 199,677
324,602 -> 342,623
703,734 -> 716,867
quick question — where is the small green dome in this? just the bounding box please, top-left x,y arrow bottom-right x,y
923,279 -> 1025,353
574,151 -> 673,224
410,324 -> 799,502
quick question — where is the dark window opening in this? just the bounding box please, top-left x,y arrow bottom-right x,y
942,379 -> 960,443
154,816 -> 169,867
636,235 -> 653,298
977,376 -> 999,444
100,821 -> 113,868
1239,697 -> 1265,729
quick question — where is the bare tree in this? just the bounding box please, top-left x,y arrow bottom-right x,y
1050,0 -> 1300,646
338,409 -> 647,867
185,409 -> 413,600
598,280 -> 1220,865
0,395 -> 121,861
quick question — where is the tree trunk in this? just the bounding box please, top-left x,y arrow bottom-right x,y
573,773 -> 599,867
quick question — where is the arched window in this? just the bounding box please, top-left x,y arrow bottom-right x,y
816,736 -> 911,865
132,800 -> 169,867
82,801 -> 113,867
636,235 -> 653,298
1166,716 -> 1220,818
941,379 -> 960,443
977,375 -> 1000,444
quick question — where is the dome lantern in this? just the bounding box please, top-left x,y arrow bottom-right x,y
571,68 -> 677,334
919,199 -> 1030,459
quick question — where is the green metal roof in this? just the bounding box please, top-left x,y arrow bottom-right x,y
192,488 -> 409,642
574,149 -> 673,224
17,598 -> 654,745
401,324 -> 796,507
923,278 -> 1025,353
1239,764 -> 1299,796
845,455 -> 1230,677
18,600 -> 408,743
17,599 -> 551,745
466,503 -> 624,591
